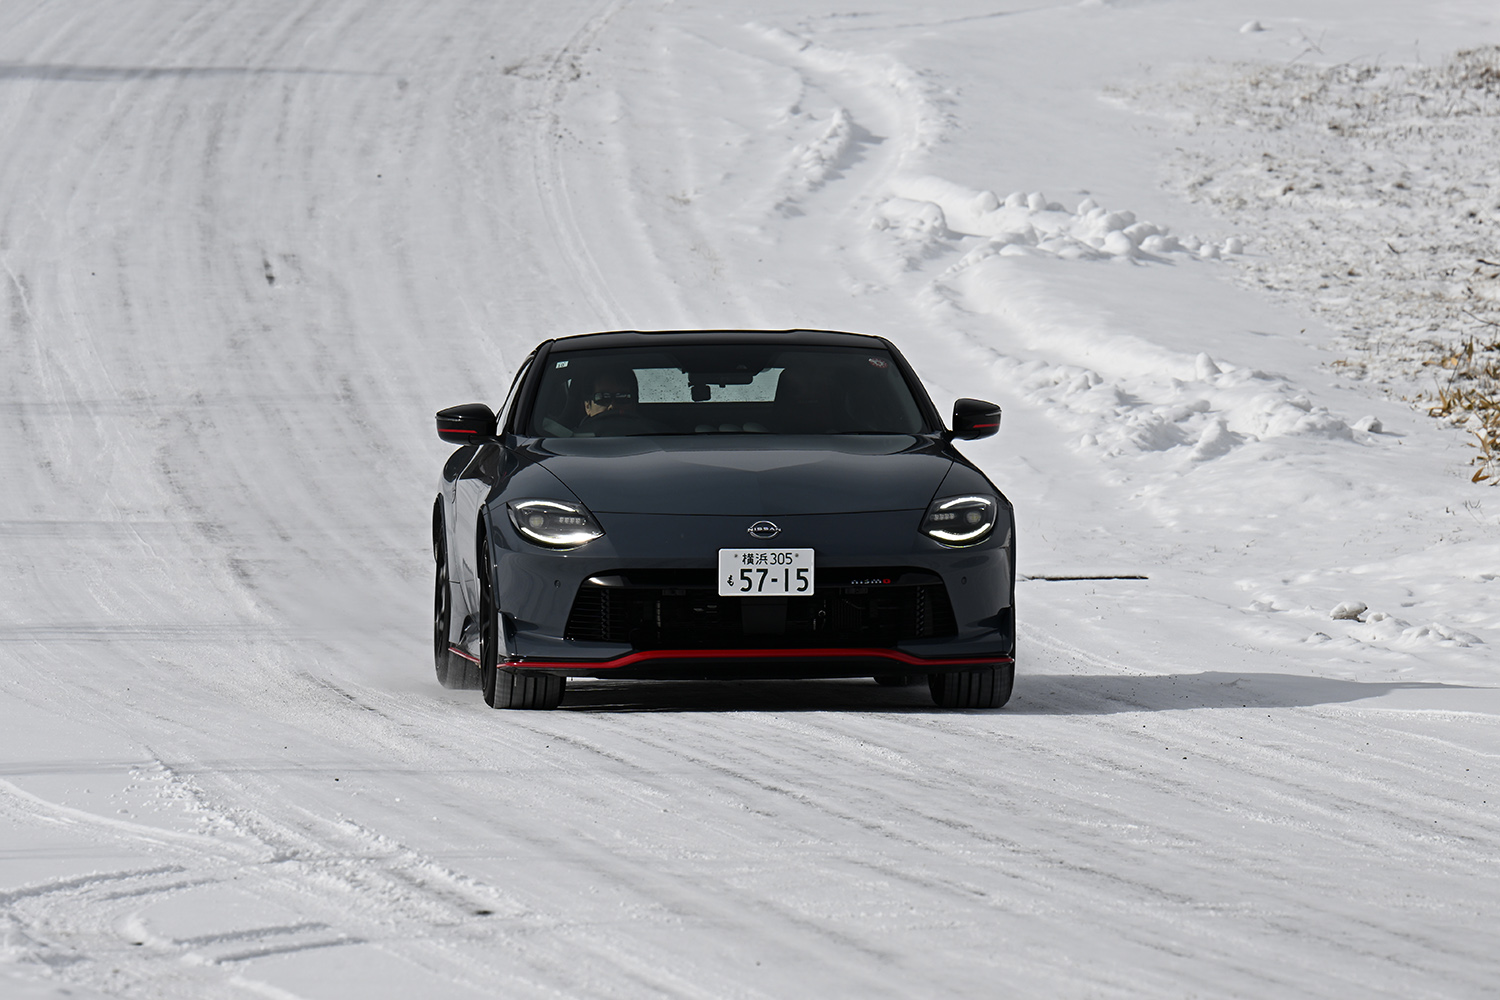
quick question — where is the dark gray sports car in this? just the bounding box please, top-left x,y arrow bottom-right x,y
432,329 -> 1015,710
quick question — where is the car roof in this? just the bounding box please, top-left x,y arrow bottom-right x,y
544,329 -> 894,352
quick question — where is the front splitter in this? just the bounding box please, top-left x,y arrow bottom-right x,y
460,645 -> 1013,680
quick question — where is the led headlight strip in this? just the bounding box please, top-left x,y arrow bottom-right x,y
920,494 -> 997,545
506,499 -> 604,548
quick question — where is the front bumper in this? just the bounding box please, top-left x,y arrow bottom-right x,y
478,508 -> 1015,675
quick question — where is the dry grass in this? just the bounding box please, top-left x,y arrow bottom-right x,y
1425,335 -> 1500,483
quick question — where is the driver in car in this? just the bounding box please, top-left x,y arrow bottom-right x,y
583,370 -> 636,418
576,368 -> 659,435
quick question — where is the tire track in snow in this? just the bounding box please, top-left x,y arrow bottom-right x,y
0,1 -> 737,994
529,649 -> 1500,998
519,13 -> 952,331
525,0 -> 638,329
519,3 -> 773,330
0,759 -> 557,999
4,2 -> 1500,998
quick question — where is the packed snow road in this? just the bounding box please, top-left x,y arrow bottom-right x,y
2,1 -> 1499,998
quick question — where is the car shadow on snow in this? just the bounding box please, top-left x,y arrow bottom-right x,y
556,672 -> 1481,714
560,678 -> 948,713
1003,671 -> 1481,716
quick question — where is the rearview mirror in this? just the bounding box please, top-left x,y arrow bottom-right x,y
436,403 -> 498,444
952,398 -> 1001,440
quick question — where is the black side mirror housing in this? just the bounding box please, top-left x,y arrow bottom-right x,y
951,398 -> 1001,440
436,403 -> 499,445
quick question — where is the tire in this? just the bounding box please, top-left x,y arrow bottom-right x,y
928,662 -> 1014,709
488,667 -> 567,710
433,519 -> 480,690
478,535 -> 565,710
873,674 -> 916,687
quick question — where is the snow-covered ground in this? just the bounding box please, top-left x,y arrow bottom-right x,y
3,1 -> 1499,997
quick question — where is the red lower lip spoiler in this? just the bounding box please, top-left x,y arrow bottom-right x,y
454,646 -> 1010,670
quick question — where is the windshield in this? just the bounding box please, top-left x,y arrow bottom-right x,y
526,344 -> 929,437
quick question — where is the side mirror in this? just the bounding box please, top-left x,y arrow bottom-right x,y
436,403 -> 498,445
951,398 -> 1001,440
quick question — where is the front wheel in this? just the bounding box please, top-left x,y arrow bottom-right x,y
478,537 -> 565,710
488,667 -> 566,710
928,662 -> 1014,709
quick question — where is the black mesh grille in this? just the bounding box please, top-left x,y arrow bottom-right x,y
564,570 -> 957,649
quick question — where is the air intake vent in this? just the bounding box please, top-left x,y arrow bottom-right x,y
564,572 -> 957,650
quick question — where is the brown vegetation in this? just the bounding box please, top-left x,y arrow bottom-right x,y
1425,334 -> 1500,483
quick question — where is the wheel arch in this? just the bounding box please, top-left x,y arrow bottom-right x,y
476,504 -> 493,564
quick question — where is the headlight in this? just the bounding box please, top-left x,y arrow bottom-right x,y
506,499 -> 604,548
920,495 -> 998,546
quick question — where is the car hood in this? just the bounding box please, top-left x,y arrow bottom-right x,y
531,435 -> 953,515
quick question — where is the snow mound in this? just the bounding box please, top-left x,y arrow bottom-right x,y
1347,613 -> 1484,649
736,26 -> 954,218
870,197 -> 951,267
751,24 -> 952,160
774,107 -> 857,213
883,175 -> 1243,264
859,171 -> 1359,465
998,354 -> 1357,462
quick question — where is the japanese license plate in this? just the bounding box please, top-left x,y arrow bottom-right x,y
718,548 -> 815,596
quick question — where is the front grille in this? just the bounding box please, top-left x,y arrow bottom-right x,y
564,569 -> 957,649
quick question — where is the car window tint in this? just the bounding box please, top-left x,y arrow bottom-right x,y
529,345 -> 927,437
